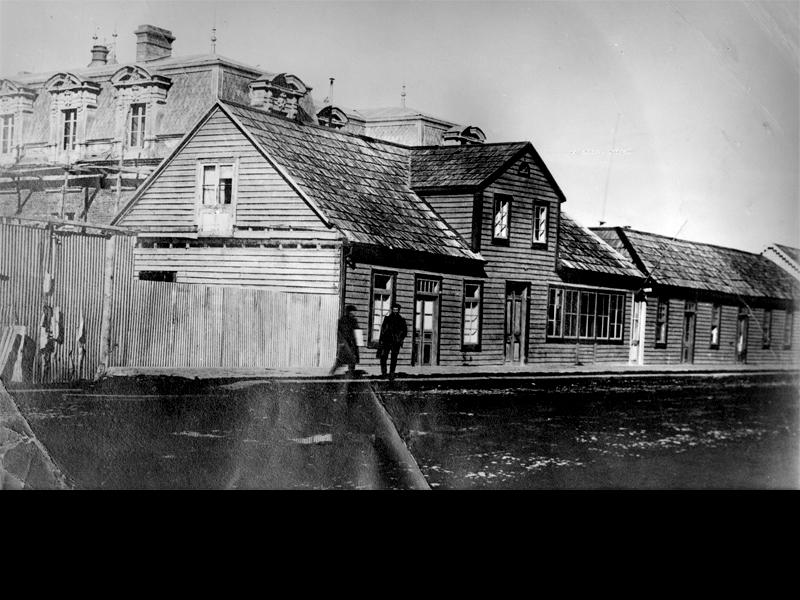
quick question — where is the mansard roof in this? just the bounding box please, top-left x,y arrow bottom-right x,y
592,227 -> 799,301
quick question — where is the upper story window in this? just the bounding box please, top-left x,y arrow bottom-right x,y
202,164 -> 234,205
532,202 -> 548,246
547,286 -> 625,342
129,103 -> 146,147
0,114 -> 13,154
710,303 -> 721,349
492,194 -> 511,244
62,108 -> 77,151
369,271 -> 396,346
655,298 -> 669,347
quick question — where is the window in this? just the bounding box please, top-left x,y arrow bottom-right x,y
492,194 -> 511,243
369,271 -> 395,345
546,286 -> 625,342
138,271 -> 176,282
655,298 -> 669,347
762,309 -> 772,349
710,304 -> 721,349
785,307 -> 794,349
129,103 -> 146,147
462,281 -> 483,350
532,203 -> 548,246
62,108 -> 77,150
1,114 -> 13,154
201,164 -> 234,205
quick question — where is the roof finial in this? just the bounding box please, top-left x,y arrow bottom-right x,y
400,83 -> 406,108
211,27 -> 217,54
92,28 -> 99,43
327,77 -> 335,105
109,25 -> 118,64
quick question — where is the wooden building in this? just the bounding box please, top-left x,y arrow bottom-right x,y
592,227 -> 800,367
762,243 -> 800,282
113,99 -> 645,370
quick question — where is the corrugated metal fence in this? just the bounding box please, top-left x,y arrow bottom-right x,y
1,221 -> 338,382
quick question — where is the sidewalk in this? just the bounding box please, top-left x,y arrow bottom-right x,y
104,361 -> 800,383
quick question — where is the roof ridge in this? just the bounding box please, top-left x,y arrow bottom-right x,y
612,226 -> 766,259
219,99 -> 415,151
411,141 -> 529,150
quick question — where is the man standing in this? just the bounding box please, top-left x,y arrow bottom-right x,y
330,304 -> 360,376
378,303 -> 407,381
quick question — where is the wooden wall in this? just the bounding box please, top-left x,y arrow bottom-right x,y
119,108 -> 328,232
108,279 -> 338,369
641,297 -> 800,367
133,243 -> 341,294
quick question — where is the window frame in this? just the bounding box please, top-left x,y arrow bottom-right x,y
196,161 -> 238,207
62,108 -> 78,151
546,285 -> 626,344
655,298 -> 669,348
367,269 -> 397,349
138,271 -> 176,282
0,114 -> 14,155
531,201 -> 548,248
784,307 -> 794,350
128,102 -> 147,148
709,303 -> 721,349
492,193 -> 512,245
461,280 -> 483,352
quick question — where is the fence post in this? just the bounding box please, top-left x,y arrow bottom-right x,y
95,234 -> 117,380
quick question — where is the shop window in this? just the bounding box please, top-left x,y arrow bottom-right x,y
784,307 -> 794,349
369,271 -> 395,346
710,304 -> 721,349
655,298 -> 669,347
547,286 -> 625,342
762,309 -> 772,349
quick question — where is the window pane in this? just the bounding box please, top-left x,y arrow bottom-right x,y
596,294 -> 609,339
785,309 -> 794,347
533,205 -> 547,243
202,165 -> 217,204
371,293 -> 391,342
563,290 -> 578,337
464,301 -> 479,344
547,288 -> 563,337
494,198 -> 509,239
579,291 -> 595,338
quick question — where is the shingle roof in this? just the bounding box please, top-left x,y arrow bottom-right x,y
558,213 -> 642,279
221,101 -> 480,260
410,143 -> 528,190
592,227 -> 798,301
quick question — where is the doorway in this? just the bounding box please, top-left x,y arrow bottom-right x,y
681,301 -> 697,363
629,295 -> 647,365
412,277 -> 440,366
505,282 -> 529,363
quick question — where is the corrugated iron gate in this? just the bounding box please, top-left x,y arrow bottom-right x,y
1,221 -> 338,382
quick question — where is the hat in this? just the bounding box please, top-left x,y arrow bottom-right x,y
392,302 -> 402,310
345,304 -> 357,312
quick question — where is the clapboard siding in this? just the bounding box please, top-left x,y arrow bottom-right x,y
639,298 -> 800,366
119,108 -> 327,231
133,245 -> 341,294
421,194 -> 474,245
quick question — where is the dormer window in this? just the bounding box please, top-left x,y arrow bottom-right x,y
0,114 -> 13,154
62,109 -> 77,150
532,202 -> 548,246
492,194 -> 511,244
129,103 -> 146,147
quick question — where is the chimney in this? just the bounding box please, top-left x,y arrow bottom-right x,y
88,44 -> 109,67
134,24 -> 175,62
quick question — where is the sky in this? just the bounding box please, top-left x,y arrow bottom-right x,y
1,0 -> 798,253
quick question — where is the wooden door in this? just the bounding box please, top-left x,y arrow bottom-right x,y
505,282 -> 529,363
681,301 -> 697,363
629,298 -> 646,365
412,277 -> 441,366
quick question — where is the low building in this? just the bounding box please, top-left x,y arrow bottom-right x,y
113,99 -> 643,370
592,227 -> 799,367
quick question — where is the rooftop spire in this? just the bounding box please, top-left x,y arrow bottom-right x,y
109,26 -> 118,64
211,27 -> 217,54
400,83 -> 406,108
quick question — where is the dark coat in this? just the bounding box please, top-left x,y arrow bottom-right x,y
378,312 -> 407,349
336,314 -> 360,364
